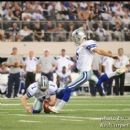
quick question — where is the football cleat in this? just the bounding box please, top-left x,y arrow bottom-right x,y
116,67 -> 128,75
48,106 -> 59,114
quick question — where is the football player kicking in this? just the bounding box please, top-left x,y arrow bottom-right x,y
49,28 -> 127,113
21,76 -> 58,114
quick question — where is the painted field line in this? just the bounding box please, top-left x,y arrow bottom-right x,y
6,113 -> 101,120
1,103 -> 130,106
18,120 -> 41,123
67,103 -> 130,106
0,108 -> 24,111
0,103 -> 20,106
61,119 -> 84,122
0,103 -> 33,106
62,109 -> 130,112
0,97 -> 21,100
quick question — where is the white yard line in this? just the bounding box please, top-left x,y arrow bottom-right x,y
0,102 -> 30,106
0,109 -> 24,110
62,109 -> 130,112
61,119 -> 84,122
0,103 -> 21,106
66,103 -> 130,106
18,120 -> 41,123
4,113 -> 102,121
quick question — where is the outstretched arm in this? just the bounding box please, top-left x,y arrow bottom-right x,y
93,48 -> 118,59
21,95 -> 32,113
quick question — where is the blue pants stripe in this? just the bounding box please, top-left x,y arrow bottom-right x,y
68,72 -> 88,91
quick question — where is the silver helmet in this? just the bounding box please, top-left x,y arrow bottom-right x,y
37,76 -> 49,91
72,28 -> 86,46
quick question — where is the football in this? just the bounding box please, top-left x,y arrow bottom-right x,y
43,100 -> 51,114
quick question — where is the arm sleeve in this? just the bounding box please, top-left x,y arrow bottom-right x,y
85,40 -> 97,51
26,83 -> 37,98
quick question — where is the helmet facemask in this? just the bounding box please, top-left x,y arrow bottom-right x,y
38,76 -> 49,91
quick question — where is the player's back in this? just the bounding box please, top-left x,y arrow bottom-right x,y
76,40 -> 97,72
27,81 -> 58,101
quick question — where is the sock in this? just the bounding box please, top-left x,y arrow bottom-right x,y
62,87 -> 72,102
55,100 -> 66,111
53,87 -> 71,111
97,73 -> 109,86
96,74 -> 109,95
56,89 -> 65,100
55,99 -> 62,107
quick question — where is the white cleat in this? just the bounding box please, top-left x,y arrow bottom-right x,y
116,67 -> 128,75
48,106 -> 59,114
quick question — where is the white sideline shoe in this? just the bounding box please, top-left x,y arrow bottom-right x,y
48,106 -> 59,113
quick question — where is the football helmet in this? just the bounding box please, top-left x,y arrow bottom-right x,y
37,76 -> 49,91
72,28 -> 86,46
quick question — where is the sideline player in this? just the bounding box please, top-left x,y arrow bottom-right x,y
49,28 -> 125,113
21,76 -> 58,113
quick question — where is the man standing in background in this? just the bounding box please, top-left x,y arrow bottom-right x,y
89,54 -> 102,96
24,50 -> 38,93
102,51 -> 114,95
56,49 -> 74,87
37,49 -> 57,81
114,48 -> 129,95
6,47 -> 24,98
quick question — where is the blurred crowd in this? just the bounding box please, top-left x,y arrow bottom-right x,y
0,1 -> 130,42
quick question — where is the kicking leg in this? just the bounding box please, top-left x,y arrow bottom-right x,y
90,73 -> 106,96
49,72 -> 88,113
97,66 -> 128,88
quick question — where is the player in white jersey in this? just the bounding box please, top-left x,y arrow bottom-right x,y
21,76 -> 58,113
49,27 -> 128,113
57,66 -> 72,88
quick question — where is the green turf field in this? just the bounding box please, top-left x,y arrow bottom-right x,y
0,96 -> 130,130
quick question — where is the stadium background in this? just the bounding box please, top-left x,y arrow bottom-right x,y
0,1 -> 130,130
0,1 -> 130,89
0,1 -> 130,56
